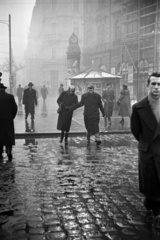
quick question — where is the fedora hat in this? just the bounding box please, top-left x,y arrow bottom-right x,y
28,82 -> 34,87
0,82 -> 7,89
0,72 -> 7,89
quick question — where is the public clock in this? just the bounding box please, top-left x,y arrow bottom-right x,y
70,34 -> 78,44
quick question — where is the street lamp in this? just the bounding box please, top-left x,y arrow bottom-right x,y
0,14 -> 12,94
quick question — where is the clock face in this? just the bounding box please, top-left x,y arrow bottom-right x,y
71,35 -> 78,43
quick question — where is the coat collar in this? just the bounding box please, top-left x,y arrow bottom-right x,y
136,96 -> 158,135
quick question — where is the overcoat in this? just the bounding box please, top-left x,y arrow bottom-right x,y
76,92 -> 105,135
131,96 -> 160,201
102,89 -> 115,117
118,89 -> 131,117
16,87 -> 23,101
41,87 -> 48,100
57,90 -> 78,132
0,90 -> 17,146
23,88 -> 37,114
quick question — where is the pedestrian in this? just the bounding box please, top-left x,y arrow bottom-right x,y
0,72 -> 17,160
69,84 -> 105,145
58,84 -> 64,96
41,85 -> 48,102
131,72 -> 160,227
16,84 -> 23,105
57,85 -> 78,145
117,84 -> 131,124
23,82 -> 38,121
102,82 -> 115,126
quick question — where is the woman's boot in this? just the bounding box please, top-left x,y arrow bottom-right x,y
59,131 -> 64,143
65,132 -> 68,145
86,132 -> 90,144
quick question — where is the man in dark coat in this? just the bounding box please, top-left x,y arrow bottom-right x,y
0,72 -> 17,160
23,82 -> 37,121
131,72 -> 160,227
57,85 -> 78,145
41,85 -> 48,102
70,84 -> 105,145
16,84 -> 23,105
102,82 -> 115,126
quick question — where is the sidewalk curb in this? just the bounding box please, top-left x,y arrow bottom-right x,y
15,130 -> 131,139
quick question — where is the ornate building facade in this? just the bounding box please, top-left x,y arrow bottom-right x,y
24,0 -> 84,95
25,0 -> 160,100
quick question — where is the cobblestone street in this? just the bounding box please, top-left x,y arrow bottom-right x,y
1,97 -> 160,240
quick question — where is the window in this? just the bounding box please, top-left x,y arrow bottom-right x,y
140,14 -> 156,27
73,0 -> 79,12
73,22 -> 79,36
99,0 -> 105,9
52,47 -> 57,60
52,23 -> 57,38
114,19 -> 120,40
140,0 -> 156,9
125,20 -> 138,37
52,0 -> 57,12
86,0 -> 91,13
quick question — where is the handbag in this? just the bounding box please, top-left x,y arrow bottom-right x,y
117,101 -> 121,106
57,104 -> 62,113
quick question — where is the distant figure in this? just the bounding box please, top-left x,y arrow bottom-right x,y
0,72 -> 17,161
41,85 -> 48,102
58,84 -> 64,96
16,84 -> 23,105
117,84 -> 131,124
23,82 -> 38,121
57,85 -> 78,145
102,82 -> 115,126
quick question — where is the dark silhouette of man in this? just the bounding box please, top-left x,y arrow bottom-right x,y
0,72 -> 17,160
23,82 -> 37,121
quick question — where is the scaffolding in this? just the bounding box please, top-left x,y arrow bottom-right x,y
84,0 -> 160,100
117,0 -> 159,100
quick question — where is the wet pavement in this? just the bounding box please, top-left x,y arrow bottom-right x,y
0,134 -> 160,240
1,97 -> 159,240
14,97 -> 130,133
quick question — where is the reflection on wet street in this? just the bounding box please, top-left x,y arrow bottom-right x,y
15,97 -> 130,133
0,135 -> 160,240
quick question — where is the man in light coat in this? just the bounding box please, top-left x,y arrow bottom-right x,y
102,82 -> 115,126
131,72 -> 160,227
0,72 -> 17,160
16,84 -> 23,105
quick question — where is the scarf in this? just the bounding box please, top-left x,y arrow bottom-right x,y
148,93 -> 160,123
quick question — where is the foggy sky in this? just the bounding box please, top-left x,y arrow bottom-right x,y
0,0 -> 36,66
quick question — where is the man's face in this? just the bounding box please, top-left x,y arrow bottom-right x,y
107,84 -> 111,90
87,88 -> 94,94
148,76 -> 160,99
69,88 -> 74,94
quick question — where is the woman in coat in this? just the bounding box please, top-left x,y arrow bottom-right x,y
57,85 -> 78,145
0,72 -> 17,160
117,84 -> 131,124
